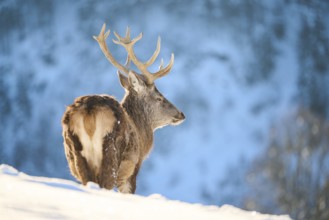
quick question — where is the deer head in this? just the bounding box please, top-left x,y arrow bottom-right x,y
93,24 -> 185,131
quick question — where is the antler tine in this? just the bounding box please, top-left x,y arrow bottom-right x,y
145,37 -> 161,67
113,27 -> 132,69
124,53 -> 131,68
151,53 -> 174,80
159,58 -> 164,70
125,26 -> 131,41
113,29 -> 143,47
93,23 -> 129,75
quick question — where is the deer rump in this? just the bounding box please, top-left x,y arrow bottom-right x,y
62,95 -> 139,192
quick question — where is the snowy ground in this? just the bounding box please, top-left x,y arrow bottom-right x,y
0,165 -> 291,220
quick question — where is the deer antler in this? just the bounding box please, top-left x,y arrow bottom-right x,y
93,24 -> 129,75
94,23 -> 174,84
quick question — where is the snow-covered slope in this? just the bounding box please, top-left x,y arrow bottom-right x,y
0,164 -> 290,220
2,1 -> 329,215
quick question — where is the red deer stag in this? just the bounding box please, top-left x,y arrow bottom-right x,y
61,24 -> 185,193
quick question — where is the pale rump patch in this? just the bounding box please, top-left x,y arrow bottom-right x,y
69,113 -> 84,136
69,108 -> 116,174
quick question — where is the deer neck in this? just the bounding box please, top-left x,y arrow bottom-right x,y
121,94 -> 153,150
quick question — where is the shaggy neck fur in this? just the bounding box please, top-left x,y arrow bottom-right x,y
121,91 -> 154,152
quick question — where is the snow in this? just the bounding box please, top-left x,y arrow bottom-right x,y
0,164 -> 291,220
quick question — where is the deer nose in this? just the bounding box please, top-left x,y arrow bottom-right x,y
172,112 -> 185,125
176,112 -> 185,120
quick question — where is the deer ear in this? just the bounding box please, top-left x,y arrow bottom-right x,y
128,71 -> 146,93
117,71 -> 129,89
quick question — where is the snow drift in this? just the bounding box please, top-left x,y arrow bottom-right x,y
0,164 -> 291,220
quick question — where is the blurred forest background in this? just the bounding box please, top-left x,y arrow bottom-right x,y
1,0 -> 329,219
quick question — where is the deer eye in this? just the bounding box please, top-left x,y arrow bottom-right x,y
156,97 -> 162,102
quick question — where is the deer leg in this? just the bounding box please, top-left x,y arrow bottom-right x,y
74,152 -> 92,185
127,162 -> 141,194
117,158 -> 138,193
63,138 -> 79,178
98,134 -> 119,189
66,129 -> 92,185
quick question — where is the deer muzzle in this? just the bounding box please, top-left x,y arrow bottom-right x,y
172,112 -> 185,125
